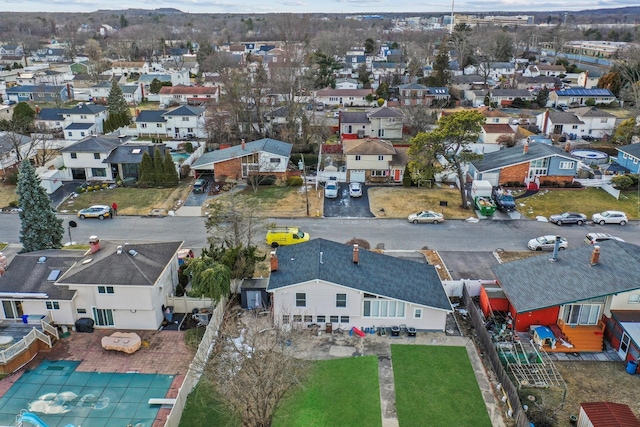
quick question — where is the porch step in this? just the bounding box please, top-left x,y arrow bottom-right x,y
562,327 -> 604,352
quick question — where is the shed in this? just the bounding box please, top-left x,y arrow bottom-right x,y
241,278 -> 270,309
578,402 -> 640,427
479,283 -> 510,317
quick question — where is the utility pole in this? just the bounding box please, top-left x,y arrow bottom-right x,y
299,155 -> 310,216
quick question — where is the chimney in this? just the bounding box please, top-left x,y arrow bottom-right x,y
88,235 -> 100,254
139,82 -> 145,98
66,83 -> 72,100
270,251 -> 278,272
353,244 -> 359,264
542,109 -> 549,135
583,70 -> 589,88
590,246 -> 600,266
241,138 -> 246,150
523,141 -> 529,155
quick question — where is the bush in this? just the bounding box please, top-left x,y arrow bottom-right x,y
75,186 -> 84,193
611,174 -> 634,189
8,200 -> 18,207
184,142 -> 194,153
571,181 -> 583,188
402,173 -> 413,187
249,175 -> 276,186
286,176 -> 303,186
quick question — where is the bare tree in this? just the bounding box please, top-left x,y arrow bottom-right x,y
200,305 -> 310,427
613,44 -> 640,112
204,192 -> 265,248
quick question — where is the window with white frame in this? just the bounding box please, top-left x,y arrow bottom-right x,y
628,294 -> 640,304
182,117 -> 189,121
336,294 -> 347,308
371,170 -> 387,177
70,153 -> 77,159
304,315 -> 313,322
623,153 -> 629,159
634,158 -> 639,165
98,286 -> 114,294
296,293 -> 306,307
140,123 -> 148,128
282,315 -> 290,323
46,301 -> 60,310
559,161 -> 575,170
317,315 -> 326,323
363,298 -> 406,318
340,316 -> 350,323
293,315 -> 302,322
91,168 -> 106,177
94,153 -> 101,159
330,315 -> 339,323
156,123 -> 162,128
572,125 -> 578,129
600,118 -> 608,123
270,158 -> 281,163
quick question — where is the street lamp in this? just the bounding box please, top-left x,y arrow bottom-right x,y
299,155 -> 310,217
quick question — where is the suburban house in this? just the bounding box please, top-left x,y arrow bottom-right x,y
466,89 -> 535,107
158,85 -> 219,106
614,144 -> 640,174
57,103 -> 109,141
59,135 -> 125,181
0,239 -> 182,331
340,107 -> 404,140
190,138 -> 292,182
161,105 -> 207,139
576,70 -> 602,89
536,107 -> 616,138
397,83 -> 450,107
468,141 -> 579,189
490,240 -> 640,362
476,62 -> 516,80
343,138 -> 405,183
313,88 -> 373,108
104,142 -> 168,181
514,76 -> 562,91
89,82 -> 142,104
108,61 -> 150,77
549,88 -> 616,108
335,78 -> 360,89
135,110 -> 169,138
267,239 -> 453,331
5,84 -> 73,104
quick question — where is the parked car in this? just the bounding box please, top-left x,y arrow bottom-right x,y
549,212 -> 587,226
584,233 -> 625,245
78,205 -> 111,220
2,100 -> 16,105
193,178 -> 209,193
324,182 -> 339,198
592,210 -> 628,225
265,226 -> 310,248
349,182 -> 363,198
407,210 -> 445,224
527,235 -> 568,251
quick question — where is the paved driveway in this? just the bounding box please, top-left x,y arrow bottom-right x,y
323,183 -> 374,218
438,251 -> 501,280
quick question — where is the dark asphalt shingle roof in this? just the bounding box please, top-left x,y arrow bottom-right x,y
104,144 -> 164,164
0,250 -> 82,300
471,142 -> 577,173
547,111 -> 585,125
492,240 -> 640,313
36,108 -> 66,121
192,138 -> 292,168
136,110 -> 167,123
67,104 -> 106,115
368,106 -> 403,119
64,123 -> 94,130
58,241 -> 182,287
162,105 -> 205,117
617,144 -> 640,158
341,111 -> 369,124
267,239 -> 452,311
59,136 -> 123,153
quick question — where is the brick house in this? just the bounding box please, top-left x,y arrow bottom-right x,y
190,138 -> 292,182
468,141 -> 579,189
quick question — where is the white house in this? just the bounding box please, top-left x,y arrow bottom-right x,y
162,105 -> 207,139
0,239 -> 182,331
158,85 -> 219,106
108,61 -> 150,77
343,138 -> 406,183
267,239 -> 453,332
549,88 -> 616,108
313,88 -> 374,107
536,107 -> 616,138
59,135 -> 123,181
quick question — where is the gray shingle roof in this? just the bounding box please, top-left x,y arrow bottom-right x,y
267,239 -> 452,311
58,241 -> 183,287
0,250 -> 82,300
492,240 -> 640,313
368,106 -> 403,119
162,105 -> 205,117
36,108 -> 66,121
341,111 -> 369,124
104,144 -> 164,164
59,136 -> 123,153
617,144 -> 640,158
192,138 -> 292,168
64,123 -> 94,130
471,142 -> 577,173
136,110 -> 167,123
570,107 -> 615,118
67,104 -> 106,115
547,111 -> 585,125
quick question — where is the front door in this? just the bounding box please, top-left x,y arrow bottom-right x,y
618,332 -> 631,359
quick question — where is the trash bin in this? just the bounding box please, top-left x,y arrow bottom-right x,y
165,306 -> 174,323
325,322 -> 332,333
626,360 -> 637,374
22,315 -> 29,324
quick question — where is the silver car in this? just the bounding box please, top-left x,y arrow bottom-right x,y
324,182 -> 338,199
592,210 -> 628,225
407,210 -> 445,224
527,235 -> 568,251
349,182 -> 363,198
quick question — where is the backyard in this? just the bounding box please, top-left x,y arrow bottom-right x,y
391,345 -> 492,427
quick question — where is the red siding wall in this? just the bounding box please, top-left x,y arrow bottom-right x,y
479,287 -> 510,317
513,306 -> 560,332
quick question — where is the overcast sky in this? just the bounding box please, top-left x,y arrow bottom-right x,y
1,0 -> 637,14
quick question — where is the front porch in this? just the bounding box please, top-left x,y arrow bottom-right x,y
539,318 -> 605,353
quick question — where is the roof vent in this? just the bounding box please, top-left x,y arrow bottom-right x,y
128,249 -> 138,257
82,258 -> 92,264
37,256 -> 47,263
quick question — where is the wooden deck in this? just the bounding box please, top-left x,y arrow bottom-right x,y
540,319 -> 605,353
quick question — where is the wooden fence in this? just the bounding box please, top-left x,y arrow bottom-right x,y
462,285 -> 530,427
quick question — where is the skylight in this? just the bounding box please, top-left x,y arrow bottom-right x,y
132,148 -> 141,154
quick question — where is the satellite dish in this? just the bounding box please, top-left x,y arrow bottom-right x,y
69,221 -> 77,228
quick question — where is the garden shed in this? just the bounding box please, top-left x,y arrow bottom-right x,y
241,278 -> 270,310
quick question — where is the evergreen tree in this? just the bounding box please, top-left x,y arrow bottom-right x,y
163,150 -> 179,185
153,147 -> 164,185
139,151 -> 154,185
106,79 -> 131,125
428,40 -> 451,87
17,160 -> 63,252
149,78 -> 162,94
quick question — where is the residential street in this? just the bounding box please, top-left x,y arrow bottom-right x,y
1,213 -> 638,253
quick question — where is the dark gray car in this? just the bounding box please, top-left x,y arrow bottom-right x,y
549,212 -> 587,226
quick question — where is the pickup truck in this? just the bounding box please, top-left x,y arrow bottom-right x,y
492,187 -> 516,212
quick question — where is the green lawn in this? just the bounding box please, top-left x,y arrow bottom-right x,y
514,187 -> 640,219
178,379 -> 240,427
391,345 -> 491,427
272,356 -> 382,427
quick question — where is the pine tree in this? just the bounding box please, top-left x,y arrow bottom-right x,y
139,151 -> 154,185
106,79 -> 132,125
17,160 -> 63,252
163,150 -> 179,186
153,147 -> 164,185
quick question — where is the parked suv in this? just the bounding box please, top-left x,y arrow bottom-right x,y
592,210 -> 628,225
492,187 -> 516,212
584,233 -> 625,245
193,178 -> 209,193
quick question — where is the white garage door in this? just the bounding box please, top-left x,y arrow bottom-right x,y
481,173 -> 500,187
350,170 -> 365,182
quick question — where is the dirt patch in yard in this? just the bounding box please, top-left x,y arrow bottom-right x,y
495,251 -> 543,263
367,187 -> 472,219
422,250 -> 452,280
528,361 -> 640,427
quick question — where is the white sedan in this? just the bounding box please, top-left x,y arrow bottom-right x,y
349,182 -> 363,198
407,211 -> 444,224
527,235 -> 568,251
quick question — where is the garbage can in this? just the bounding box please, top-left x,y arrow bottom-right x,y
165,306 -> 174,323
325,322 -> 332,333
22,315 -> 29,324
626,359 -> 637,374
